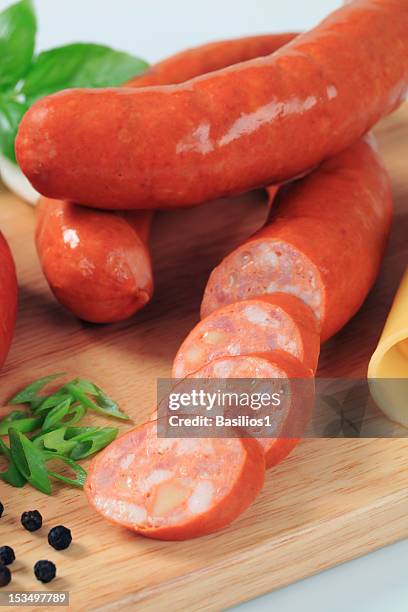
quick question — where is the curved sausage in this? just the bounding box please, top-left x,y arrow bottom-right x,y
0,232 -> 17,369
35,34 -> 297,323
85,419 -> 265,540
130,33 -> 297,86
16,1 -> 408,209
36,201 -> 153,323
173,293 -> 320,378
189,351 -> 315,468
202,137 -> 393,342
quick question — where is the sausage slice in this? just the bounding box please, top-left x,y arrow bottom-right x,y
85,420 -> 265,540
173,294 -> 320,378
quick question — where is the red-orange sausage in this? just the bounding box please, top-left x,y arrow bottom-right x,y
129,33 -> 298,86
36,201 -> 153,323
173,294 -> 320,378
0,233 -> 17,369
189,351 -> 315,469
202,137 -> 393,342
16,0 -> 408,209
85,419 -> 265,540
35,34 -> 297,323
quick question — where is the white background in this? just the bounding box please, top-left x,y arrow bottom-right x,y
1,1 -> 407,611
0,0 -> 341,60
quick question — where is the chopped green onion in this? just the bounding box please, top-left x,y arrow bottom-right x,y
69,427 -> 118,460
0,412 -> 42,435
41,398 -> 72,431
43,452 -> 87,488
65,382 -> 130,421
9,428 -> 51,495
32,427 -> 78,455
0,439 -> 26,488
9,373 -> 65,405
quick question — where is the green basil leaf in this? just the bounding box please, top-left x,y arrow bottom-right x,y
43,451 -> 87,488
0,412 -> 41,435
9,373 -> 65,405
0,0 -> 37,90
69,427 -> 118,460
22,43 -> 149,103
42,398 -> 71,431
0,439 -> 26,487
0,93 -> 27,161
9,428 -> 51,494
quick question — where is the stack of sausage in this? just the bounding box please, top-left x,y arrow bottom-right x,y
16,0 -> 407,539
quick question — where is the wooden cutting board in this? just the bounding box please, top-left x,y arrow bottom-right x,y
0,104 -> 407,612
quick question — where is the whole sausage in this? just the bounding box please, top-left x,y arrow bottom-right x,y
16,0 -> 408,209
189,351 -> 315,468
36,201 -> 153,323
85,419 -> 265,540
202,137 -> 393,342
35,34 -> 297,323
0,233 -> 17,369
173,293 -> 320,378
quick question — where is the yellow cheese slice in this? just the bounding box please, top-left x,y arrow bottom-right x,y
368,267 -> 408,426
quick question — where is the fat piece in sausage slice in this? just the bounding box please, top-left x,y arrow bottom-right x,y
16,1 -> 408,209
190,351 -> 315,468
202,138 -> 393,342
85,419 -> 265,540
173,294 -> 320,378
0,233 -> 17,370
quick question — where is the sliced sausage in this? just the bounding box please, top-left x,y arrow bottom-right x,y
0,232 -> 17,369
202,137 -> 393,341
173,293 -> 320,378
189,351 -> 315,468
85,419 -> 265,540
16,1 -> 408,209
36,200 -> 153,323
35,34 -> 296,323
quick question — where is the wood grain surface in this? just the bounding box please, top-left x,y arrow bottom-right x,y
0,104 -> 407,611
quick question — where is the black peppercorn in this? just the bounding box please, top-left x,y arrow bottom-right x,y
21,510 -> 43,532
0,502 -> 3,518
0,565 -> 11,588
0,546 -> 15,566
48,526 -> 72,551
34,560 -> 56,584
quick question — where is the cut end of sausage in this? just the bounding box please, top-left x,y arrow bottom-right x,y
201,238 -> 324,327
85,419 -> 265,540
173,293 -> 320,378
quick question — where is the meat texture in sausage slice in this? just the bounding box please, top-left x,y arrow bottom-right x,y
85,419 -> 265,540
35,34 -> 297,323
0,232 -> 17,370
173,293 -> 320,378
16,0 -> 408,209
36,200 -> 153,323
189,351 -> 315,468
202,137 -> 393,342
